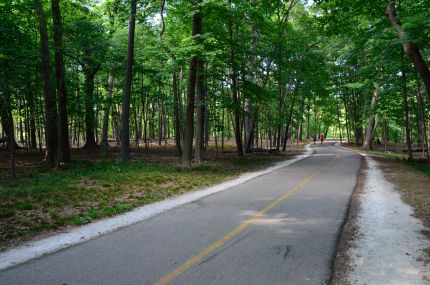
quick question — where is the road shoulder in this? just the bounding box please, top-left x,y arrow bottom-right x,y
331,152 -> 430,284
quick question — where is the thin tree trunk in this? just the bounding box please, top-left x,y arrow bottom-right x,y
416,83 -> 429,158
363,89 -> 379,149
100,75 -> 114,146
173,70 -> 182,155
35,0 -> 57,162
415,86 -> 425,146
120,0 -> 137,162
195,60 -> 204,163
382,120 -> 388,153
282,81 -> 299,151
401,50 -> 413,161
133,97 -> 139,147
336,97 -> 342,143
9,122 -> 16,178
228,0 -> 244,157
158,97 -> 162,146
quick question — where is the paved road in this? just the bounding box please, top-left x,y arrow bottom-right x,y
0,143 -> 361,285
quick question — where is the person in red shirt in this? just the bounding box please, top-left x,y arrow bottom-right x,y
319,134 -> 324,144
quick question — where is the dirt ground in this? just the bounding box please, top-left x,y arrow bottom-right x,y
0,141 -> 304,179
330,157 -> 365,285
0,142 -> 305,251
377,157 -> 430,261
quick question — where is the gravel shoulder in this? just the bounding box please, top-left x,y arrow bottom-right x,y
331,153 -> 430,285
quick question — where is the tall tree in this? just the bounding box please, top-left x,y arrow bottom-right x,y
51,0 -> 70,162
182,0 -> 202,169
35,0 -> 58,162
120,0 -> 138,162
228,0 -> 244,157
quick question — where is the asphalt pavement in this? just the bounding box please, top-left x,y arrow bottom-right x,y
0,142 -> 362,285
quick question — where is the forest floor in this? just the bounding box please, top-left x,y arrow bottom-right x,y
0,142 -> 304,252
331,143 -> 430,284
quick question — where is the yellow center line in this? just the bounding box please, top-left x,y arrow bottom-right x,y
154,155 -> 339,285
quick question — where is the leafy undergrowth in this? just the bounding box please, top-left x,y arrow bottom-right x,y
0,145 -> 302,251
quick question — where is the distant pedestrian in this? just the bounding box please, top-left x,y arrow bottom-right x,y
319,134 -> 324,144
313,134 -> 317,144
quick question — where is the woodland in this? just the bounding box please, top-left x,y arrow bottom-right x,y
1,0 -> 430,169
1,0 -> 430,247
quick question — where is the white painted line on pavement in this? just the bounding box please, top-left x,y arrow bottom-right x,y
0,146 -> 312,271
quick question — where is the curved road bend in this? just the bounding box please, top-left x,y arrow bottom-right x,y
0,142 -> 362,285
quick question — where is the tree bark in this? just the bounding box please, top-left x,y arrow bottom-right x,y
182,0 -> 201,169
195,60 -> 204,163
385,2 -> 430,101
416,83 -> 429,158
282,82 -> 299,151
336,96 -> 342,143
83,71 -> 97,148
100,75 -> 114,146
120,0 -> 137,162
305,103 -> 310,142
363,89 -> 379,149
415,86 -> 425,146
227,0 -> 244,157
401,51 -> 413,161
35,0 -> 58,162
173,71 -> 182,155
0,93 -> 16,149
51,0 -> 70,162
297,92 -> 305,143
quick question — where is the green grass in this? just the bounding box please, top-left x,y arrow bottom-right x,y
0,153 -> 290,250
346,145 -> 430,175
407,161 -> 430,177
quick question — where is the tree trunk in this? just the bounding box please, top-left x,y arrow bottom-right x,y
416,83 -> 429,158
120,0 -> 137,162
51,0 -> 70,163
297,92 -> 304,143
363,89 -> 379,149
415,87 -> 425,146
228,0 -> 244,157
133,97 -> 139,147
158,98 -> 162,146
385,2 -> 430,101
83,71 -> 97,148
182,0 -> 201,169
336,97 -> 342,143
173,71 -> 182,155
0,94 -> 16,149
195,60 -> 204,163
382,120 -> 388,153
100,75 -> 114,146
401,51 -> 413,161
305,103 -> 310,142
35,0 -> 58,162
282,82 -> 299,151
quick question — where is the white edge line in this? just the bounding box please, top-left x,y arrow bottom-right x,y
0,146 -> 312,270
